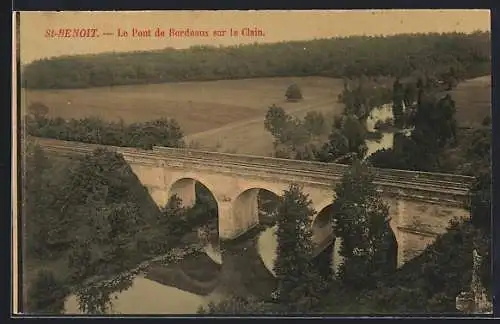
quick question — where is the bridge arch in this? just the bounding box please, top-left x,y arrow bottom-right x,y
168,176 -> 220,209
232,187 -> 281,235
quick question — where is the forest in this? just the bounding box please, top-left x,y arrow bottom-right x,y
22,32 -> 490,89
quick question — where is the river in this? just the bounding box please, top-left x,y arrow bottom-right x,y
64,103 -> 401,315
365,103 -> 395,158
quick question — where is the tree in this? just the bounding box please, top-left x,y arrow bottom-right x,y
273,184 -> 326,312
264,104 -> 292,141
331,160 -> 394,289
316,128 -> 349,162
341,114 -> 368,159
285,83 -> 303,101
303,111 -> 326,136
26,270 -> 69,314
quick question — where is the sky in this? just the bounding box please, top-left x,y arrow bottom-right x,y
18,10 -> 490,64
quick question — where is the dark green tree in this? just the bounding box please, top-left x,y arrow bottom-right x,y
273,184 -> 326,312
264,104 -> 292,141
316,128 -> 349,162
341,114 -> 368,159
331,160 -> 393,289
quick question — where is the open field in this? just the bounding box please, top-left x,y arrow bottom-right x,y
22,77 -> 342,135
446,75 -> 491,127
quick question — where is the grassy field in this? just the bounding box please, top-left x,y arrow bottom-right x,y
22,77 -> 344,156
446,75 -> 491,127
22,75 -> 491,157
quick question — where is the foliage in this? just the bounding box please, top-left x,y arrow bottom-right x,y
338,78 -> 393,120
264,105 -> 328,160
331,160 -> 394,289
303,111 -> 326,136
264,105 -> 293,142
285,83 -> 303,101
316,114 -> 367,163
63,149 -> 151,285
197,295 -> 283,315
25,115 -> 184,149
26,270 -> 69,314
23,32 -> 490,90
273,184 -> 327,312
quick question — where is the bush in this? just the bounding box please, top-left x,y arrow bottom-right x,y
285,84 -> 303,101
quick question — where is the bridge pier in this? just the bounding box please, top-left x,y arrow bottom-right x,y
218,202 -> 258,241
219,190 -> 260,241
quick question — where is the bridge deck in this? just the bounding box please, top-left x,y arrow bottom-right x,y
30,137 -> 475,204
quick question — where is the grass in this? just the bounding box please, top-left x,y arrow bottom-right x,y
446,75 -> 491,127
22,77 -> 345,156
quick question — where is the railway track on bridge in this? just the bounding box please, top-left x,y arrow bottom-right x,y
33,138 -> 475,204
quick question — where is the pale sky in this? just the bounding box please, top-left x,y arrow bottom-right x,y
19,10 -> 490,64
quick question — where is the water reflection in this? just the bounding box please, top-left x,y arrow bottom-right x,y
64,228 -> 274,315
65,276 -> 226,315
365,103 -> 395,159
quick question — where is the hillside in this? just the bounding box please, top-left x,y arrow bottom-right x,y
22,32 -> 491,90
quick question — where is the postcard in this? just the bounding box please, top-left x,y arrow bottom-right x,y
13,10 -> 492,316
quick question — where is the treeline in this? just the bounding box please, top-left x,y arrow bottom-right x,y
23,143 -> 215,313
23,32 -> 490,89
25,102 -> 184,149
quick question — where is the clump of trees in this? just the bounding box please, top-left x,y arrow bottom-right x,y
22,32 -> 490,90
264,105 -> 328,160
24,103 -> 184,149
314,114 -> 368,163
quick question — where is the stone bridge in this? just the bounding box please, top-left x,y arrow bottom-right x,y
34,137 -> 476,267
